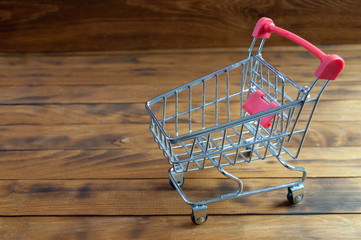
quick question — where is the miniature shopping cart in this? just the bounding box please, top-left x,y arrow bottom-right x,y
146,17 -> 344,224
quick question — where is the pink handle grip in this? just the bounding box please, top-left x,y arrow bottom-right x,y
252,17 -> 344,80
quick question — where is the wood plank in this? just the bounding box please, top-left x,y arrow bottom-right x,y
0,104 -> 147,125
0,147 -> 360,180
0,100 -> 358,125
0,124 -> 148,150
0,85 -> 165,104
0,178 -> 360,215
1,215 -> 361,240
0,47 -> 356,86
0,81 -> 357,104
0,121 -> 358,150
0,1 -> 359,52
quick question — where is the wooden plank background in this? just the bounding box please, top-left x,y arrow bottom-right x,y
0,0 -> 360,52
0,44 -> 360,239
0,0 -> 360,238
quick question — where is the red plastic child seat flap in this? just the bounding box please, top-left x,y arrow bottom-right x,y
242,90 -> 278,128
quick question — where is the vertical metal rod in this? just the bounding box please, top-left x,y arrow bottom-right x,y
277,136 -> 286,157
202,134 -> 211,169
287,90 -> 308,142
285,106 -> 295,133
215,74 -> 218,125
218,129 -> 227,166
288,77 -> 320,142
263,114 -> 277,159
162,97 -> 167,128
189,138 -> 197,158
167,141 -> 173,158
154,120 -> 162,145
277,78 -> 286,157
226,70 -> 231,122
295,80 -> 329,158
175,91 -> 179,136
187,138 -> 197,171
240,62 -> 247,118
252,58 -> 260,85
188,86 -> 192,133
247,37 -> 257,58
273,111 -> 281,137
202,80 -> 206,129
234,124 -> 245,164
284,84 -> 300,136
249,119 -> 261,162
259,62 -> 263,88
280,77 -> 285,135
266,68 -> 270,94
308,77 -> 321,92
185,162 -> 190,172
245,57 -> 255,102
152,119 -> 160,143
257,38 -> 266,55
274,74 -> 278,100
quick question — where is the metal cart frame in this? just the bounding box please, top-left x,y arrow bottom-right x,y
145,17 -> 344,224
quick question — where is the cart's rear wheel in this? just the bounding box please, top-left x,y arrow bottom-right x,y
287,191 -> 304,204
169,178 -> 184,189
287,184 -> 304,204
191,205 -> 208,225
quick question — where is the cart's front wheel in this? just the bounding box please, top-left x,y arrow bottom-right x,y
287,184 -> 304,204
287,191 -> 304,204
191,211 -> 208,225
191,205 -> 208,225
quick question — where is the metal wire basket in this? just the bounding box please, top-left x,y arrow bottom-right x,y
146,17 -> 344,224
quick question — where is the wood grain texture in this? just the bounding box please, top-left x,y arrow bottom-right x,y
0,147 -> 360,180
0,81 -> 358,105
0,0 -> 359,52
0,46 -> 357,86
1,215 -> 361,240
0,104 -> 147,125
0,121 -> 358,150
0,100 -> 359,125
0,46 -> 359,238
0,178 -> 360,215
0,82 -> 358,104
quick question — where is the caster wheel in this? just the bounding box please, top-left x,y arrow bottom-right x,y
191,211 -> 208,225
191,205 -> 208,225
287,190 -> 304,204
169,178 -> 184,189
243,146 -> 251,158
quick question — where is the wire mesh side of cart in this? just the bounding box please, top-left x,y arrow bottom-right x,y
146,54 -> 324,173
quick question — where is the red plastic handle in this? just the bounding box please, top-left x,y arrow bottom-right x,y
252,17 -> 344,80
